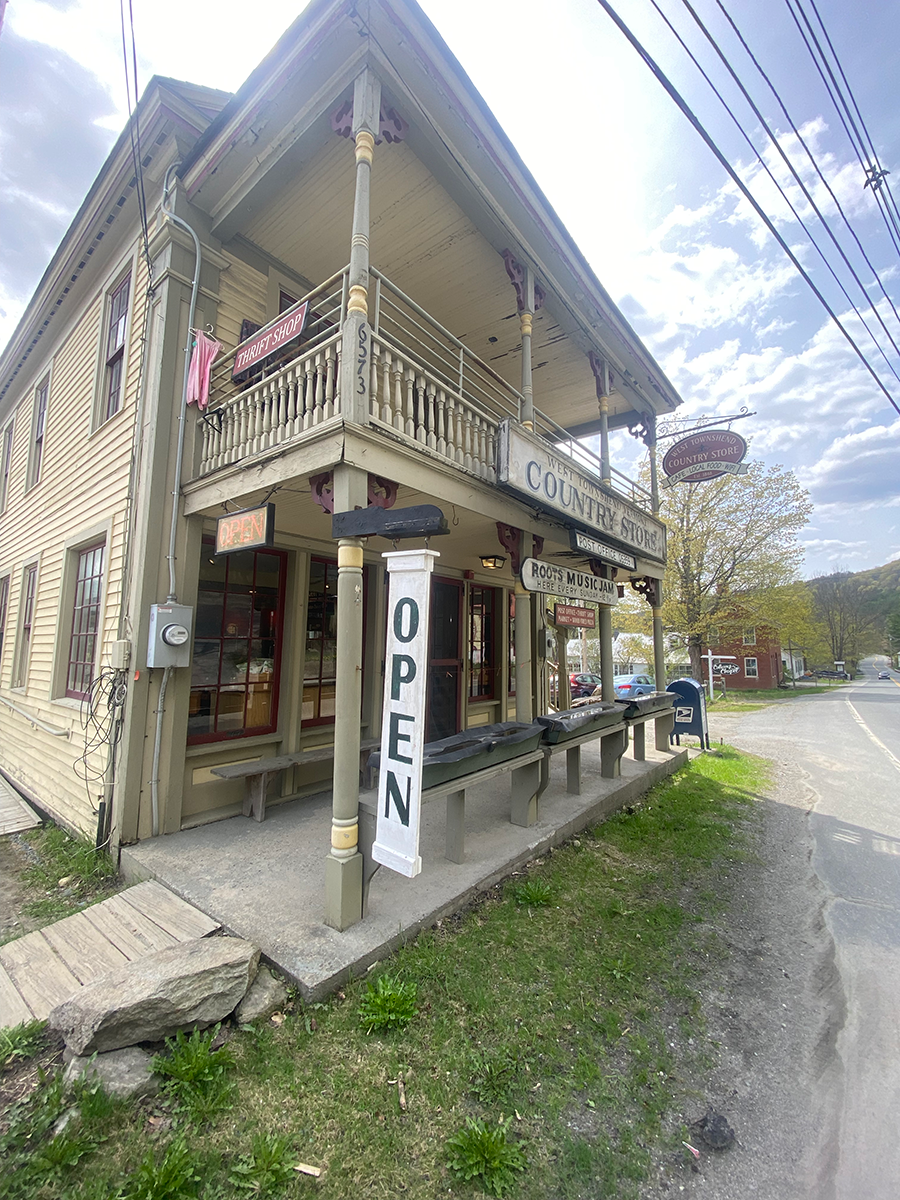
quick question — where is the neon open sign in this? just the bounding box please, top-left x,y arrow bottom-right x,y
215,504 -> 275,554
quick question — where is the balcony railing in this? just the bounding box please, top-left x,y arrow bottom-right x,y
195,266 -> 653,510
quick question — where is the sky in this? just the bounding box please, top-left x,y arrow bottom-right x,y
1,0 -> 899,578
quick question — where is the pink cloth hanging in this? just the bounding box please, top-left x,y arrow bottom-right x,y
187,330 -> 222,411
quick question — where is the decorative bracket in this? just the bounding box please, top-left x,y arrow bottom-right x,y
310,471 -> 335,514
331,100 -> 408,144
630,576 -> 661,607
588,352 -> 615,399
311,471 -> 399,515
501,250 -> 545,313
627,412 -> 654,448
367,475 -> 398,509
496,523 -> 524,574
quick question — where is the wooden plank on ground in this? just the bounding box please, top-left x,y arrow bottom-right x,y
40,912 -> 130,984
81,895 -> 179,958
0,963 -> 34,1028
0,931 -> 82,1019
118,880 -> 219,942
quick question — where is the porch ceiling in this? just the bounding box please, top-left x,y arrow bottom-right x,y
237,136 -> 635,434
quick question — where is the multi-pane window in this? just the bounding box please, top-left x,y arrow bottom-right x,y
14,564 -> 37,687
0,422 -> 13,509
0,575 -> 9,668
744,657 -> 759,678
742,627 -> 756,645
104,274 -> 131,420
189,541 -> 285,742
469,586 -> 497,699
303,559 -> 338,723
31,380 -> 48,486
66,544 -> 105,699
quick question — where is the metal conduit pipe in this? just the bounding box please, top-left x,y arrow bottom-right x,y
148,166 -> 201,837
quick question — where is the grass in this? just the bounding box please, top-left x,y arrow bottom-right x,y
2,746 -> 767,1200
4,824 -> 121,938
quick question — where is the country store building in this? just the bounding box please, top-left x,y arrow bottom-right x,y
0,0 -> 681,931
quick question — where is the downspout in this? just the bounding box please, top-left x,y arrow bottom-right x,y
148,165 -> 201,837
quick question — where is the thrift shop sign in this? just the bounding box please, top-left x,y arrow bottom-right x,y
661,429 -> 748,487
373,548 -> 438,879
232,300 -> 309,378
497,419 -> 666,564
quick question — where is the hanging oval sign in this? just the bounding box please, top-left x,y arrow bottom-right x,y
662,429 -> 749,487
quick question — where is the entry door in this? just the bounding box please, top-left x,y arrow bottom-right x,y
426,577 -> 463,742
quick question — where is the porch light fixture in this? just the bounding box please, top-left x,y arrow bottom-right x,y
480,555 -> 506,570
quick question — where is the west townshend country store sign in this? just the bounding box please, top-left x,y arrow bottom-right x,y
497,419 -> 666,564
520,558 -> 618,606
232,301 -> 309,378
661,430 -> 749,488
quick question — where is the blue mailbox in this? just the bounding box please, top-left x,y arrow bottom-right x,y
667,679 -> 710,749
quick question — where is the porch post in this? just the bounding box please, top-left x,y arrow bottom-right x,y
324,463 -> 368,930
599,604 -> 615,702
342,68 -> 381,425
599,360 -> 611,486
653,607 -> 667,693
520,267 -> 536,429
648,412 -> 660,514
514,583 -> 533,722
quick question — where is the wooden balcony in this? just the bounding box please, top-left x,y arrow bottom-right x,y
195,266 -> 653,512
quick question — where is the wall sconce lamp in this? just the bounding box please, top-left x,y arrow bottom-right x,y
479,555 -> 506,570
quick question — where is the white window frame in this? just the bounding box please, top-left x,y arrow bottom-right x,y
92,252 -> 138,431
12,559 -> 39,690
0,418 -> 14,511
742,627 -> 757,646
26,376 -> 50,491
744,656 -> 759,678
51,521 -> 112,703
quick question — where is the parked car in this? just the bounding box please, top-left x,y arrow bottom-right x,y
613,673 -> 656,698
878,671 -> 891,679
569,672 -> 603,698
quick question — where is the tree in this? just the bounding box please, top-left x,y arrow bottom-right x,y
809,571 -> 879,670
659,458 -> 813,680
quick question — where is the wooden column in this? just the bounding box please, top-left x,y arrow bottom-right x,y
648,412 -> 660,515
653,607 -> 666,693
599,360 -> 611,485
515,584 -> 533,722
520,268 -> 536,429
324,465 -> 367,930
599,605 -> 615,702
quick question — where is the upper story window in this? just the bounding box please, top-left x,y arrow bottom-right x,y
28,380 -> 49,488
13,563 -> 37,688
742,627 -> 756,646
0,421 -> 13,510
66,544 -> 105,699
104,274 -> 131,421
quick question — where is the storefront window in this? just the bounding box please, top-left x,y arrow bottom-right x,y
469,586 -> 497,699
303,558 -> 339,723
188,541 -> 285,742
508,591 -> 516,696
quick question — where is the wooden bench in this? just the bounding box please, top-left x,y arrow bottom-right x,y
539,720 -> 629,797
623,708 -> 676,761
210,738 -> 380,821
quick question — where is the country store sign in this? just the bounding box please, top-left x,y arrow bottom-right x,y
497,419 -> 666,564
662,429 -> 749,487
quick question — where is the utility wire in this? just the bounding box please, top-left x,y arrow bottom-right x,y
664,0 -> 900,377
714,0 -> 900,342
804,0 -> 900,237
119,0 -> 152,271
785,0 -> 900,258
591,0 -> 900,415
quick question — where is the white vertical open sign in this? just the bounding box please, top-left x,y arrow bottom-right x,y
373,548 -> 439,878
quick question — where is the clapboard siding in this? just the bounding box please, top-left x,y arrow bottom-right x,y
217,254 -> 268,347
0,239 -> 149,836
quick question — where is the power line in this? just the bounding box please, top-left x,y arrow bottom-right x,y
119,0 -> 152,272
660,0 -> 900,379
591,0 -> 900,416
713,0 -> 900,344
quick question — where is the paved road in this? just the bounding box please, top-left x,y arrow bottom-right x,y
723,658 -> 900,1200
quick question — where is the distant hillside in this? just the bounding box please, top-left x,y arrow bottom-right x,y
853,559 -> 900,617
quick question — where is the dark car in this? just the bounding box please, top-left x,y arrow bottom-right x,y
878,671 -> 891,680
569,672 -> 602,698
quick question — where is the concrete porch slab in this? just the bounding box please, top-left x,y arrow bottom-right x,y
121,743 -> 687,1001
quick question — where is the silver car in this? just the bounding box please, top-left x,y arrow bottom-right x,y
613,673 -> 655,698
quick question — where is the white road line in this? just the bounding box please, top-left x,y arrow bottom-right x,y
845,699 -> 900,776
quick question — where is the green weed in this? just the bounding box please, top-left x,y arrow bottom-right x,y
151,1027 -> 235,1122
357,974 -> 417,1034
446,1117 -> 527,1197
228,1132 -> 297,1194
510,878 -> 554,907
124,1138 -> 202,1200
0,1018 -> 46,1069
